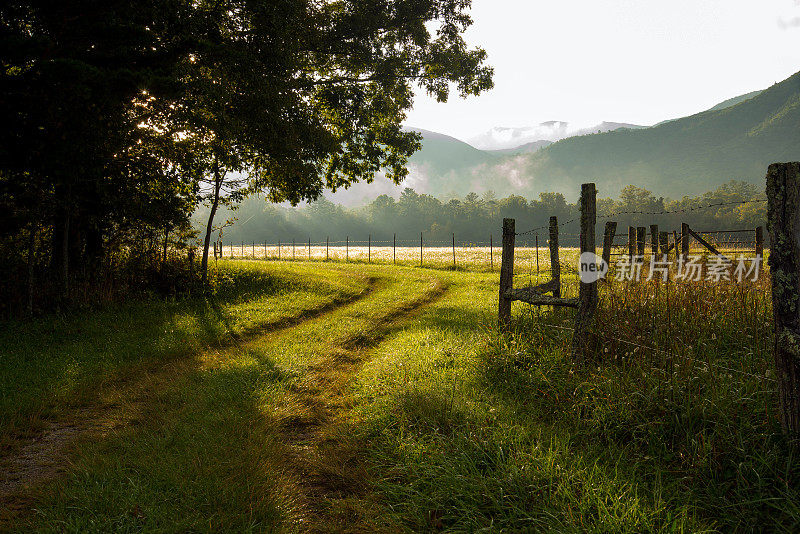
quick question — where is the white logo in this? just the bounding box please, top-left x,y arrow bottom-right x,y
579,252 -> 608,283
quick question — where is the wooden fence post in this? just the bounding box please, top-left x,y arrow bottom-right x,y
452,233 -> 456,268
346,236 -> 349,261
650,224 -> 659,256
673,231 -> 678,259
499,218 -> 515,331
326,236 -> 329,261
659,231 -> 669,256
628,226 -> 636,261
368,234 -> 371,263
278,240 -> 281,260
308,237 -> 311,260
549,216 -> 560,298
572,183 -> 598,363
393,233 -> 396,264
636,227 -> 646,259
766,161 -> 800,435
292,239 -> 295,260
681,222 -> 690,257
535,234 -> 540,276
602,221 -> 617,269
420,232 -> 423,267
252,241 -> 255,258
756,226 -> 764,259
490,234 -> 493,271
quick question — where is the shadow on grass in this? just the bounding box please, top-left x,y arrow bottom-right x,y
26,355 -> 300,532
0,265 -> 359,440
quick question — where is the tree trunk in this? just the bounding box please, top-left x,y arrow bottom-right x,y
26,221 -> 37,316
201,159 -> 222,286
766,162 -> 800,436
62,210 -> 70,295
162,224 -> 171,269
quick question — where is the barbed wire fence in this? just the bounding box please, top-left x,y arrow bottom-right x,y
210,198 -> 767,276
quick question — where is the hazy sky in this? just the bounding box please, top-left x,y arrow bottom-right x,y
404,0 -> 800,141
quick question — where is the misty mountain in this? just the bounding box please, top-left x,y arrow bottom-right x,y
467,121 -> 644,150
324,128 -> 501,205
510,71 -> 800,198
654,89 -> 765,126
403,128 -> 499,174
485,140 -> 553,155
707,90 -> 763,111
321,73 -> 797,205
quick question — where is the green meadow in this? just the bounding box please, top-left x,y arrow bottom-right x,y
1,259 -> 796,532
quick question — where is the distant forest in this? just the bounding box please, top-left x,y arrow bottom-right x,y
203,180 -> 767,247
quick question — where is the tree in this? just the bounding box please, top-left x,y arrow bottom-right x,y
0,0 -> 198,299
171,0 -> 493,283
0,0 -> 493,300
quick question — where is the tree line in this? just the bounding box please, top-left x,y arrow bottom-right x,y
205,181 -> 767,247
0,0 -> 492,315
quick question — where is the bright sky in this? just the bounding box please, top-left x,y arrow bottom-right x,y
404,0 -> 800,141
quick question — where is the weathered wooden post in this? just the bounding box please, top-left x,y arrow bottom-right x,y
628,226 -> 635,261
535,234 -> 540,276
659,231 -> 669,256
672,231 -> 678,257
368,234 -> 371,263
393,233 -> 396,264
636,227 -> 646,259
681,222 -> 690,257
499,218 -> 516,331
346,236 -> 349,261
308,237 -> 311,260
549,216 -> 561,298
571,183 -> 598,363
766,162 -> 800,435
326,236 -> 329,261
650,224 -> 659,256
278,240 -> 281,260
602,221 -> 617,269
490,234 -> 493,271
452,233 -> 456,268
756,226 -> 764,259
420,232 -> 423,267
252,241 -> 255,258
292,239 -> 295,260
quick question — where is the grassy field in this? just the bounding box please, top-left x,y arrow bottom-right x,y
219,241 -> 762,274
1,257 -> 796,532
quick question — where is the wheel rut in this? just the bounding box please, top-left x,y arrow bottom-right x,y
275,278 -> 449,533
0,276 -> 378,527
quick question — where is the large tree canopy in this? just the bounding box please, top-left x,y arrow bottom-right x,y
0,0 -> 492,302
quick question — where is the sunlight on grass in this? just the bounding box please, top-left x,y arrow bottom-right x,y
5,259 -> 796,532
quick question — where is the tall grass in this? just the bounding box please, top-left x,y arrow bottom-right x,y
345,263 -> 796,531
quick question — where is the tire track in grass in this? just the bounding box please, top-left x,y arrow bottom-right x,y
0,276 -> 378,526
273,277 -> 449,533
